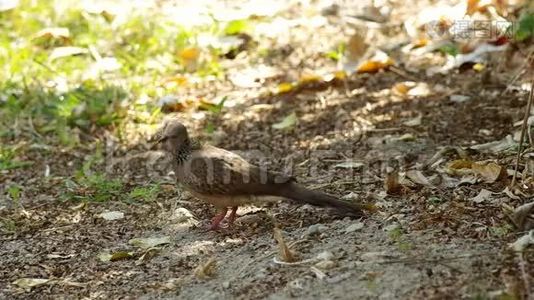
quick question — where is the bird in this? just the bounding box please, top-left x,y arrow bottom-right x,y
152,119 -> 372,230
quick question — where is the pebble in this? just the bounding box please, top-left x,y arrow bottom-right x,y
383,223 -> 400,232
449,94 -> 471,103
315,259 -> 336,270
306,224 -> 327,236
344,222 -> 364,233
316,251 -> 334,261
361,251 -> 388,261
171,207 -> 195,223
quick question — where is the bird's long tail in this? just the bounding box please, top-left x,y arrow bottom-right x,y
271,182 -> 371,216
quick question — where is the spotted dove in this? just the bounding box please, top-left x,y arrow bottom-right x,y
153,119 -> 369,230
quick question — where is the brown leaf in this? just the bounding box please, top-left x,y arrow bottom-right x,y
277,82 -> 294,94
179,47 -> 200,61
357,51 -> 394,73
446,159 -> 474,176
406,170 -> 434,186
34,27 -> 70,40
273,227 -> 296,263
471,162 -> 506,183
510,202 -> 534,231
448,159 -> 473,170
194,257 -> 217,279
466,0 -> 480,15
385,170 -> 403,195
346,30 -> 369,62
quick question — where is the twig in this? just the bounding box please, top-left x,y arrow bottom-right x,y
501,52 -> 533,96
376,252 -> 498,265
366,127 -> 401,132
389,66 -> 421,82
28,115 -> 43,139
518,253 -> 532,300
511,79 -> 534,187
272,257 -> 317,266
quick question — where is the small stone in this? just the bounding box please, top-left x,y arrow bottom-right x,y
449,94 -> 471,103
361,251 -> 388,261
345,222 -> 364,233
383,223 -> 400,232
222,281 -> 230,289
171,207 -> 194,223
316,251 -> 334,261
99,211 -> 124,221
315,259 -> 337,270
306,224 -> 327,236
210,130 -> 228,146
341,192 -> 358,200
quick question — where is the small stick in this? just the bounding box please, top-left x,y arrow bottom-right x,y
389,66 -> 421,82
518,253 -> 531,300
511,79 -> 534,187
501,52 -> 533,96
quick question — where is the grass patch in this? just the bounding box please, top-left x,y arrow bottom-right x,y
0,0 -> 252,145
0,146 -> 33,170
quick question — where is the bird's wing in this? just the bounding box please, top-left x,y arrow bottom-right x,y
181,145 -> 293,196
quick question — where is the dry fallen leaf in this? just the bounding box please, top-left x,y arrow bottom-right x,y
179,47 -> 200,61
34,27 -> 70,41
99,211 -> 124,221
466,0 -> 480,15
385,169 -> 403,195
12,278 -> 51,289
470,135 -> 516,153
356,51 -> 394,73
471,162 -> 505,183
392,82 -> 411,96
470,189 -> 493,203
510,202 -> 534,231
273,227 -> 297,263
272,112 -> 297,130
129,236 -> 171,249
342,28 -> 369,72
277,82 -> 295,93
406,170 -> 434,186
446,159 -> 474,176
49,46 -> 88,60
162,75 -> 189,88
332,70 -> 347,80
510,230 -> 534,252
194,257 -> 217,279
334,161 -> 364,169
298,73 -> 322,85
403,115 -> 422,127
98,251 -> 134,262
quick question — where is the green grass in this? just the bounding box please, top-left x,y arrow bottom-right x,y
0,146 -> 33,170
0,0 -> 252,146
515,12 -> 534,41
388,226 -> 414,252
63,172 -> 162,203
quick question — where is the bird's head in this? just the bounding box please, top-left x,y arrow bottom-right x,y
151,119 -> 190,153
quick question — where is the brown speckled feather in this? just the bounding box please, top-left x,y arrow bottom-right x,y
175,145 -> 293,196
156,119 -> 368,216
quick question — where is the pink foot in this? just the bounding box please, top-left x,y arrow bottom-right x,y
227,206 -> 238,226
209,208 -> 228,231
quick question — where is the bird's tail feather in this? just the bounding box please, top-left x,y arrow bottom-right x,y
272,182 -> 368,216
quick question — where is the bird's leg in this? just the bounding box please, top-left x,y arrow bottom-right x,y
227,206 -> 238,226
210,208 -> 228,230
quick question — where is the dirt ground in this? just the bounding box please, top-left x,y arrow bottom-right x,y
1,72 -> 531,299
1,0 -> 534,299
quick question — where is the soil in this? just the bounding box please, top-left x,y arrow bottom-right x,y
1,0 -> 533,299
1,72 -> 530,299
